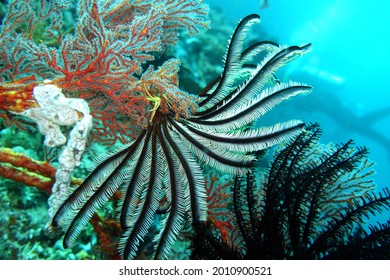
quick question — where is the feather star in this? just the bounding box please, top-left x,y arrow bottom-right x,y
50,14 -> 312,259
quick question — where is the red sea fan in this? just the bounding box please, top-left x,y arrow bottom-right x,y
0,0 -> 209,144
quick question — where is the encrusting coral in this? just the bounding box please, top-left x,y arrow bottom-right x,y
15,82 -> 93,221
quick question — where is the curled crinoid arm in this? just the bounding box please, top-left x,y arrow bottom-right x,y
52,14 -> 312,259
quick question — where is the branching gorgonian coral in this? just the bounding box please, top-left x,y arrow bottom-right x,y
0,0 -> 210,143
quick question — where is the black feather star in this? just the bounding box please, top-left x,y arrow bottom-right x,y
191,124 -> 390,260
50,14 -> 312,259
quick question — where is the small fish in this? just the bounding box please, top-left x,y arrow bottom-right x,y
260,0 -> 269,9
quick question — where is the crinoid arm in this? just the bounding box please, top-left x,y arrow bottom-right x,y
51,14 -> 312,259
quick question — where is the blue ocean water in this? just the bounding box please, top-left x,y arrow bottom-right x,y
208,0 -> 390,189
